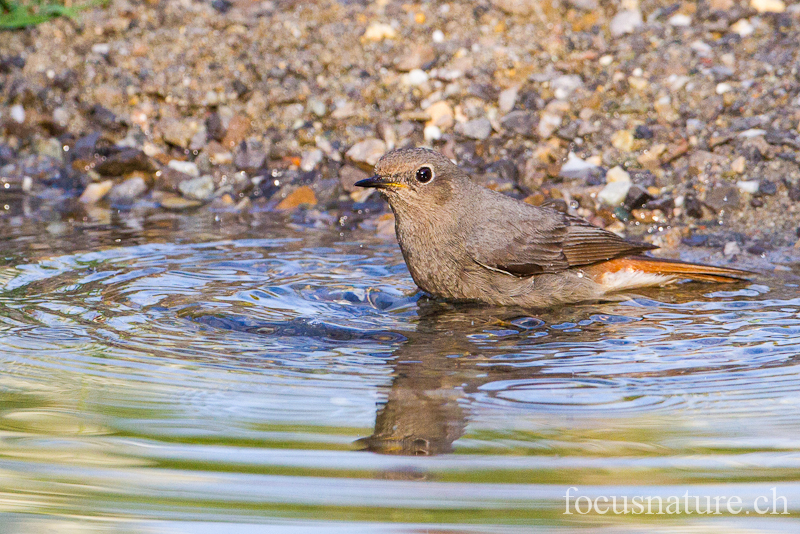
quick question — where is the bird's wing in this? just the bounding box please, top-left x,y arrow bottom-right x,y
466,207 -> 656,276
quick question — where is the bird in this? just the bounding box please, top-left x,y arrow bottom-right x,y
355,147 -> 750,308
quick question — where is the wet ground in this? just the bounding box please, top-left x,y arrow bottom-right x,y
1,210 -> 800,532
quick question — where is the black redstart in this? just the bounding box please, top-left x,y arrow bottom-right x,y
355,147 -> 749,307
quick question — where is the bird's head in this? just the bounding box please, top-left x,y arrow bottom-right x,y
355,148 -> 466,213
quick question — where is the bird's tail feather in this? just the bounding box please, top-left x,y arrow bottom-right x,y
590,255 -> 752,285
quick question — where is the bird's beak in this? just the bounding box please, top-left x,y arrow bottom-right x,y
354,175 -> 405,189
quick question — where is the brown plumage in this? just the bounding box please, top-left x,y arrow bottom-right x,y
356,148 -> 750,307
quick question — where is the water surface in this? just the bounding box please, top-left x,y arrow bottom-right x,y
0,209 -> 799,533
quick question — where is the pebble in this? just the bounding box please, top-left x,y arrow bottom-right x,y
108,175 -> 148,203
537,112 -> 562,138
731,156 -> 747,174
221,115 -> 251,149
96,149 -> 155,176
716,83 -> 733,95
598,181 -> 632,206
346,138 -> 387,169
611,130 -> 634,152
363,22 -> 396,41
432,30 -> 445,43
723,241 -> 742,256
178,175 -> 215,201
10,105 -> 25,124
91,43 -> 111,55
750,0 -> 785,13
157,193 -> 204,211
498,86 -> 519,114
406,69 -> 429,86
79,180 -> 114,204
610,10 -> 643,37
500,111 -> 538,138
161,119 -> 198,149
300,149 -> 324,172
167,160 -> 200,178
758,180 -> 777,196
606,165 -> 631,183
730,19 -> 754,37
551,75 -> 583,100
455,118 -> 492,140
668,14 -> 692,26
423,124 -> 442,142
276,185 -> 317,210
425,101 -> 454,129
558,152 -> 600,180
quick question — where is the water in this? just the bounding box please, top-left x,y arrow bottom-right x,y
1,209 -> 800,533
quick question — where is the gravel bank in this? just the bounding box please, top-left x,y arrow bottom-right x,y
1,0 -> 800,264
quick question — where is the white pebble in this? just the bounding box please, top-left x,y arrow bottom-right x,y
423,124 -> 442,142
167,160 -> 200,177
715,82 -> 732,94
599,55 -> 614,66
91,43 -> 110,55
432,29 -> 445,43
723,241 -> 741,257
10,104 -> 25,124
730,19 -> 754,37
406,69 -> 429,86
736,180 -> 760,194
598,181 -> 632,206
606,165 -> 631,183
668,13 -> 692,26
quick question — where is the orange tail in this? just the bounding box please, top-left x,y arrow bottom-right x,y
587,255 -> 752,284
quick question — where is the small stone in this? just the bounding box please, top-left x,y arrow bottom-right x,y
158,193 -> 204,211
108,175 -> 148,203
394,44 -> 436,72
425,101 -> 454,129
610,10 -> 643,37
634,125 -> 654,140
364,22 -> 396,41
750,0 -> 785,13
455,118 -> 492,140
498,86 -> 519,114
723,241 -> 741,256
300,149 -> 324,172
491,0 -> 539,15
79,180 -> 114,204
716,83 -> 733,94
234,138 -> 268,170
339,165 -> 370,193
668,13 -> 692,26
598,181 -> 632,206
623,185 -> 654,211
500,111 -> 538,138
730,156 -> 746,174
406,69 -> 429,86
346,138 -> 387,169
222,115 -> 251,150
611,130 -> 635,152
558,152 -> 601,180
10,105 -> 25,124
161,119 -> 198,149
606,166 -> 632,184
206,112 -> 226,142
706,185 -> 740,211
758,180 -> 777,196
307,98 -> 327,118
551,75 -> 583,100
423,124 -> 442,142
91,43 -> 110,55
167,160 -> 200,178
96,149 -> 155,176
537,112 -> 562,138
276,185 -> 317,210
178,175 -> 215,201
599,55 -> 614,66
432,30 -> 445,43
730,19 -> 754,37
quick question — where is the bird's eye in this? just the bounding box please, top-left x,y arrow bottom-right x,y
415,166 -> 434,184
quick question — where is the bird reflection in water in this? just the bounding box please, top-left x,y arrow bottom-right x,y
358,298 -> 622,456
